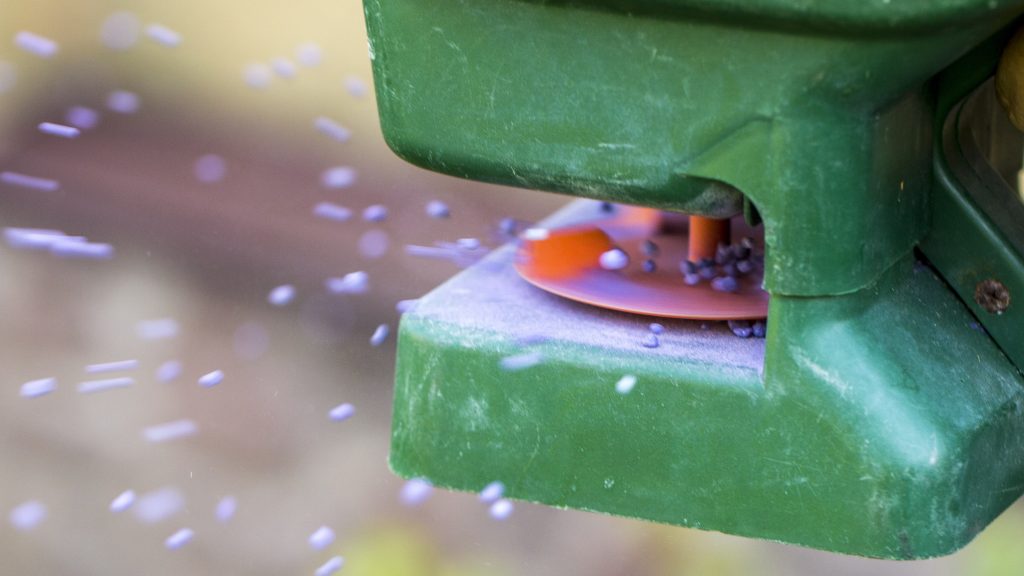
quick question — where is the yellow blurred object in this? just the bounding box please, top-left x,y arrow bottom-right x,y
996,26 -> 1024,131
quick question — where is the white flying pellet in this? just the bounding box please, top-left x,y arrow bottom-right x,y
309,525 -> 336,550
100,11 -> 140,50
499,351 -> 543,372
362,204 -> 388,222
400,478 -> 433,506
197,370 -> 223,388
315,556 -> 345,576
329,403 -> 355,422
344,75 -> 367,98
270,57 -> 297,79
145,24 -> 181,47
478,481 -> 505,504
136,317 -> 179,340
489,499 -> 514,520
370,324 -> 390,347
425,200 -> 450,219
243,63 -> 272,89
522,228 -> 549,241
109,490 -> 136,513
77,377 -> 134,394
320,166 -> 357,189
1,171 -> 59,191
14,31 -> 58,58
615,374 -> 637,394
107,90 -> 140,114
396,299 -> 419,313
66,106 -> 100,130
326,271 -> 369,294
193,154 -> 226,183
86,359 -> 138,374
38,122 -> 79,138
313,202 -> 353,223
268,284 -> 295,306
50,241 -> 114,260
9,500 -> 46,531
358,229 -> 390,259
132,487 -> 184,523
20,377 -> 56,398
215,496 -> 237,522
314,116 -> 351,143
155,360 -> 182,383
165,528 -> 194,550
143,419 -> 198,443
296,42 -> 322,67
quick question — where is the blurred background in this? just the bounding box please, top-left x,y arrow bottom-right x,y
1,1 -> 1023,575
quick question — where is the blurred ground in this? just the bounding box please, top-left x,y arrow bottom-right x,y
1,2 -> 1024,575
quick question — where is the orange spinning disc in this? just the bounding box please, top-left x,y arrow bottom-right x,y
514,206 -> 768,320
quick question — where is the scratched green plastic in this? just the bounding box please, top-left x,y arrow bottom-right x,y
364,0 -> 1024,558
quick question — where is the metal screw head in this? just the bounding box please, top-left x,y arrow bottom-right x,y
975,279 -> 1011,314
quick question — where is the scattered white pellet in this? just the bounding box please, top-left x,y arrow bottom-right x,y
362,204 -> 388,222
296,42 -> 322,67
400,478 -> 433,506
132,487 -> 184,523
165,528 -> 193,549
100,11 -> 140,50
649,323 -> 664,335
109,490 -> 136,513
14,31 -> 58,58
316,556 -> 345,576
328,402 -> 356,422
309,525 -> 335,550
478,481 -> 505,504
344,75 -> 367,98
77,377 -> 134,394
146,24 -> 181,47
0,61 -> 14,93
20,377 -> 56,398
155,360 -> 182,383
268,284 -> 295,306
243,62 -> 272,89
315,116 -> 350,143
456,238 -> 480,251
313,202 -> 353,223
270,57 -> 297,78
136,317 -> 179,340
370,324 -> 390,347
489,499 -> 514,520
599,248 -> 629,271
86,359 -> 139,374
50,241 -> 114,260
66,106 -> 99,130
4,228 -> 72,249
193,154 -> 226,183
425,200 -> 450,219
215,496 -> 236,522
321,166 -> 357,189
37,122 -> 80,138
500,351 -> 543,372
641,333 -> 660,348
358,229 -> 390,259
107,90 -> 140,114
9,500 -> 46,531
325,271 -> 369,294
522,228 -> 549,241
615,374 -> 637,394
396,299 -> 419,313
197,369 -> 224,388
1,171 -> 59,192
143,419 -> 198,443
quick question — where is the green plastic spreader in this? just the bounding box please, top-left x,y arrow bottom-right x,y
363,0 -> 1024,558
